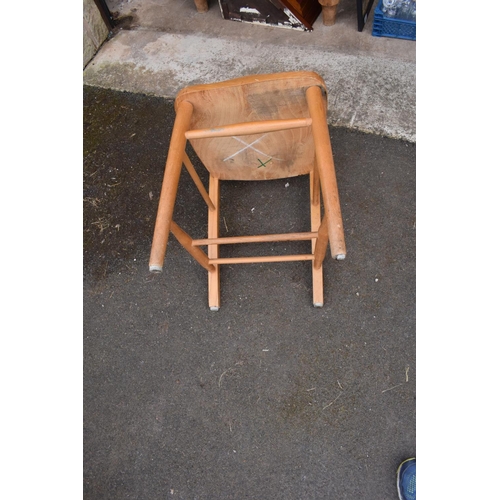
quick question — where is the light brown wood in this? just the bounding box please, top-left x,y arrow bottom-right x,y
210,255 -> 315,265
149,100 -> 193,272
312,158 -> 321,206
318,0 -> 340,25
208,175 -> 220,310
185,118 -> 312,140
182,152 -> 215,211
149,72 -> 345,308
170,221 -> 214,272
306,86 -> 346,260
176,72 -> 327,181
192,231 -> 317,246
310,171 -> 324,306
313,216 -> 329,270
194,0 -> 208,13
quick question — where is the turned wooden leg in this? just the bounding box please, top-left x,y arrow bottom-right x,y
194,0 -> 208,13
149,101 -> 194,272
306,86 -> 346,260
318,0 -> 340,26
310,169 -> 324,308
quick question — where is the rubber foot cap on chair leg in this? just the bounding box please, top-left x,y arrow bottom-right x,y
336,254 -> 346,261
210,306 -> 220,311
149,265 -> 163,273
314,302 -> 324,308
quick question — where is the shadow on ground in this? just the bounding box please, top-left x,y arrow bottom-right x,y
84,86 -> 415,500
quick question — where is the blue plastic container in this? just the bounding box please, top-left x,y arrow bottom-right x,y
372,0 -> 416,41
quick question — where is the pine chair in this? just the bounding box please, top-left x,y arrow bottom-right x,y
149,71 -> 346,310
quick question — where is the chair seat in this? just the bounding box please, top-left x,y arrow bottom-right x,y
175,71 -> 327,181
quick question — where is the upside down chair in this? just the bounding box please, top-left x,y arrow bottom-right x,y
149,71 -> 346,310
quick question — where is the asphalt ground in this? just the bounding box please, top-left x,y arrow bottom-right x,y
83,85 -> 415,499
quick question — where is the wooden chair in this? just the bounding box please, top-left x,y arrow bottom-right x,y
149,71 -> 346,310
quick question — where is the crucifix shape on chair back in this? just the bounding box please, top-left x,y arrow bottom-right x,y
149,71 -> 346,310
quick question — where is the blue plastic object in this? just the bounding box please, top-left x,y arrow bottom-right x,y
397,458 -> 416,500
372,0 -> 416,41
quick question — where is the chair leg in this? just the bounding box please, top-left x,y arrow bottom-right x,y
306,86 -> 346,260
149,100 -> 194,272
314,216 -> 329,270
208,175 -> 220,310
169,221 -> 215,272
310,170 -> 324,307
194,0 -> 208,13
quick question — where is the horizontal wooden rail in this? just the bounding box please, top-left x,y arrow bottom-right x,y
209,254 -> 315,265
185,118 -> 312,140
192,231 -> 318,246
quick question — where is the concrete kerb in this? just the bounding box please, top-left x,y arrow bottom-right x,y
83,30 -> 415,142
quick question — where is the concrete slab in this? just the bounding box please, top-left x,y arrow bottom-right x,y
83,0 -> 416,141
104,0 -> 415,62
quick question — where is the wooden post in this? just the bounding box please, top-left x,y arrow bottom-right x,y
149,100 -> 194,272
182,152 -> 216,211
185,117 -> 312,140
209,255 -> 314,265
313,216 -> 329,270
170,221 -> 215,272
318,0 -> 340,26
194,0 -> 208,13
192,232 -> 317,246
306,86 -> 346,260
310,171 -> 324,307
208,175 -> 220,310
312,159 -> 321,206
